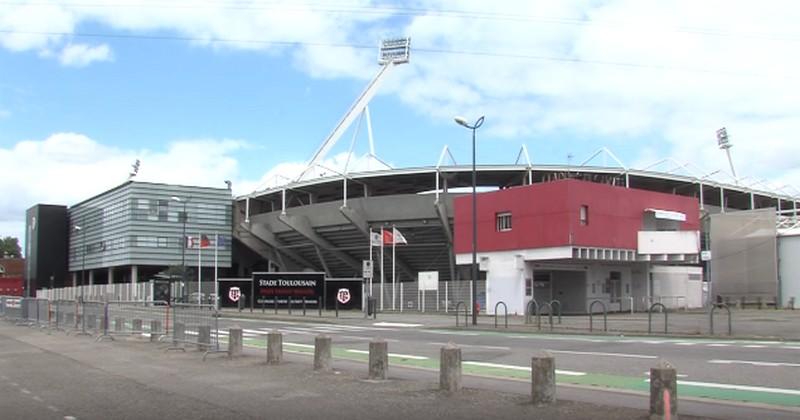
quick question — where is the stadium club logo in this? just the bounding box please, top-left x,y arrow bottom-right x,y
228,286 -> 241,302
337,288 -> 351,305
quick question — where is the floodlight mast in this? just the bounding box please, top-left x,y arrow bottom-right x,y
716,127 -> 738,183
296,38 -> 411,182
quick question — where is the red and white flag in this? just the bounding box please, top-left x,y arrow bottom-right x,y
382,228 -> 408,246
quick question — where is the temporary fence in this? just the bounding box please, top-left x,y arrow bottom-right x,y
106,301 -> 170,339
51,300 -> 78,331
1,296 -> 23,323
169,303 -> 220,352
37,283 -> 153,303
367,280 -> 487,314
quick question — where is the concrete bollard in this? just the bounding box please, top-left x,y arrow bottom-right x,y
114,317 -> 125,333
150,320 -> 162,342
439,342 -> 462,392
368,338 -> 388,380
649,360 -> 678,420
314,335 -> 332,372
173,322 -> 185,345
267,330 -> 283,364
86,314 -> 97,330
531,352 -> 556,406
132,318 -> 143,334
228,327 -> 243,357
197,325 -> 211,351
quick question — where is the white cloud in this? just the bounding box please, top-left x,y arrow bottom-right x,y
1,0 -> 799,188
0,132 -> 249,240
58,43 -> 112,67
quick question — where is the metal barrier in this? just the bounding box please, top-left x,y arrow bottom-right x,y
548,300 -> 562,324
52,300 -> 77,331
455,301 -> 468,327
537,302 -> 554,330
525,299 -> 539,325
648,302 -> 668,335
169,303 -> 220,354
2,297 -> 22,323
589,300 -> 608,332
494,301 -> 508,328
709,303 -> 732,336
106,301 -> 169,338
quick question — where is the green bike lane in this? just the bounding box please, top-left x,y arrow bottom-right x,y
225,330 -> 800,410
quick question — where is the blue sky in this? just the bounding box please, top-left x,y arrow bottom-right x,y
2,1 -> 800,244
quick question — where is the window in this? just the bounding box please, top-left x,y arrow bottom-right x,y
157,237 -> 169,248
496,212 -> 512,231
580,205 -> 589,226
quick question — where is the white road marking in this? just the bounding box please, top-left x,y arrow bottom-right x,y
372,322 -> 423,328
422,330 -> 480,336
782,346 -> 800,350
20,388 -> 30,394
709,359 -> 800,368
340,335 -> 400,343
284,342 -> 315,349
675,380 -> 800,396
547,350 -> 656,359
462,361 -> 586,376
674,342 -> 696,346
345,349 -> 429,360
47,405 -> 59,412
743,345 -> 766,348
707,343 -> 730,347
32,396 -> 43,402
427,342 -> 511,351
642,372 -> 688,378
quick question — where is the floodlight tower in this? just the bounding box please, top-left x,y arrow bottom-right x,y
296,38 -> 411,181
716,127 -> 738,183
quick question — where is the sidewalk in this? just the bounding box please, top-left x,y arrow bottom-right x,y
220,308 -> 800,340
0,322 -> 690,420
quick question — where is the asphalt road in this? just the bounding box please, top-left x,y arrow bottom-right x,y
214,313 -> 800,416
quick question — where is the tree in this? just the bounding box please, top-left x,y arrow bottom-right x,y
0,237 -> 21,258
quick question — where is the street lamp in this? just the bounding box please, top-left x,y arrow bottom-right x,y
73,224 -> 85,303
171,196 -> 188,301
454,115 -> 485,326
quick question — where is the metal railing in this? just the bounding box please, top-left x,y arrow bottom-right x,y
494,301 -> 508,328
589,300 -> 608,332
648,302 -> 668,334
169,303 -> 220,353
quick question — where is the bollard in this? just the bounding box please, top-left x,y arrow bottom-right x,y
314,334 -> 332,372
150,320 -> 162,342
132,318 -> 143,334
173,322 -> 186,345
267,329 -> 283,364
531,351 -> 556,406
228,326 -> 243,357
439,343 -> 462,392
649,360 -> 678,420
197,325 -> 211,351
368,338 -> 388,380
114,317 -> 125,333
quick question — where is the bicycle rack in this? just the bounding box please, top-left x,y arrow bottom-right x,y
537,302 -> 554,330
494,301 -> 508,328
648,302 -> 668,335
525,299 -> 539,325
455,301 -> 468,327
589,300 -> 608,332
709,303 -> 732,336
548,300 -> 562,324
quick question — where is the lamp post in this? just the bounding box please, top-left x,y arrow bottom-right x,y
455,115 -> 485,326
171,196 -> 188,301
73,224 -> 85,303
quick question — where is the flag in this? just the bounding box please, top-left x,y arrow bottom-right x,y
185,235 -> 196,249
382,228 -> 408,245
200,234 -> 212,248
216,235 -> 230,248
370,231 -> 382,247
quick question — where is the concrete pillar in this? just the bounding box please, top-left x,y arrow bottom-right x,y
108,267 -> 115,285
114,317 -> 125,333
198,325 -> 211,351
228,327 -> 243,357
131,265 -> 138,299
368,338 -> 388,380
150,320 -> 162,342
173,322 -> 185,345
314,335 -> 332,371
267,329 -> 283,364
439,343 -> 462,392
88,270 -> 94,286
132,318 -> 143,334
72,272 -> 78,287
649,361 -> 678,420
531,351 -> 556,406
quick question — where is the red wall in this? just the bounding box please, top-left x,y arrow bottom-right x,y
0,277 -> 24,296
454,179 -> 700,254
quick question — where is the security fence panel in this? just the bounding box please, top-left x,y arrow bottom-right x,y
171,303 -> 219,350
107,301 -> 169,338
368,281 -> 486,313
2,297 -> 22,321
35,298 -> 49,327
52,300 -> 77,331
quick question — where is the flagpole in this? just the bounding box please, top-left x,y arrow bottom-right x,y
392,226 -> 396,311
214,232 -> 219,311
197,231 -> 202,305
380,227 -> 384,311
369,228 -> 373,298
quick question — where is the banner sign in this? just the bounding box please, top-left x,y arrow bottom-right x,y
219,279 -> 253,308
324,278 -> 363,310
253,272 -> 325,306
